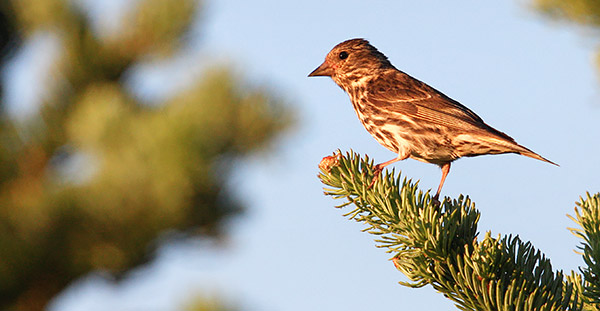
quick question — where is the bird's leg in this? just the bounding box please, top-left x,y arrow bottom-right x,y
369,151 -> 410,188
433,162 -> 451,202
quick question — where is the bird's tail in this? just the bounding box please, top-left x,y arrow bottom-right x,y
484,132 -> 558,166
515,144 -> 558,166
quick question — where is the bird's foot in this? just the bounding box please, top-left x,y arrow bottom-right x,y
432,194 -> 441,207
367,165 -> 384,189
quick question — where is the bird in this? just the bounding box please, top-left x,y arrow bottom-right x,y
308,38 -> 556,200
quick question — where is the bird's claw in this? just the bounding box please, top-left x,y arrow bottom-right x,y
367,166 -> 383,189
432,195 -> 441,207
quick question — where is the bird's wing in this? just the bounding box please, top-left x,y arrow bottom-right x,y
365,71 -> 515,142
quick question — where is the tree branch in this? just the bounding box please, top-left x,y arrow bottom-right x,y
318,150 -> 592,311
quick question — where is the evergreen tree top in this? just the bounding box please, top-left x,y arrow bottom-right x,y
318,150 -> 599,311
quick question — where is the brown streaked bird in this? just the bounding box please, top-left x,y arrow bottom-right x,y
309,38 -> 556,200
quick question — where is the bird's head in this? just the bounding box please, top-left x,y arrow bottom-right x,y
308,38 -> 393,86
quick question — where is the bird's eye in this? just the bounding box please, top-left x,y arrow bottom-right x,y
339,51 -> 348,60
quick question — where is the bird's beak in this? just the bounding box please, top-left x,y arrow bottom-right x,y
308,61 -> 334,77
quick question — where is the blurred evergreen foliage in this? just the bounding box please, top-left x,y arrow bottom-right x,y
534,0 -> 600,26
0,0 -> 289,310
182,295 -> 237,311
533,0 -> 600,77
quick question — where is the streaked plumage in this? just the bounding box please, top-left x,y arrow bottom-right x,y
309,38 -> 556,200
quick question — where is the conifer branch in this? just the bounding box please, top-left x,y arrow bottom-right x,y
318,150 -> 594,311
567,193 -> 600,310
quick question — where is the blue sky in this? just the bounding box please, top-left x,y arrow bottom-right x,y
7,0 -> 597,310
